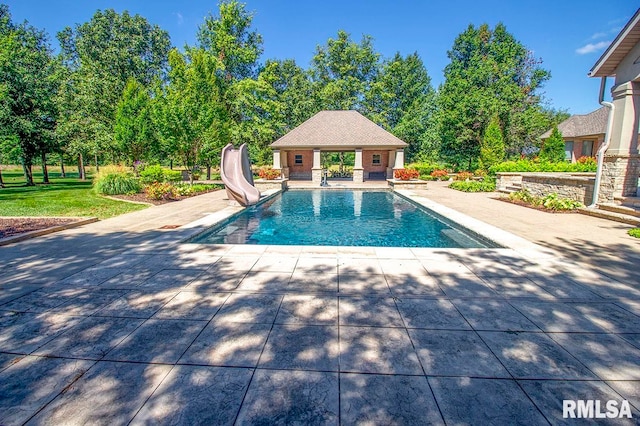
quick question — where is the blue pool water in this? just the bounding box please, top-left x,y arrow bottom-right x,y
190,190 -> 497,248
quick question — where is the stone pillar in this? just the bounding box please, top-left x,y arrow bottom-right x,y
353,148 -> 364,183
393,149 -> 405,175
312,148 -> 322,184
598,81 -> 640,202
387,150 -> 396,178
280,150 -> 289,179
272,150 -> 281,169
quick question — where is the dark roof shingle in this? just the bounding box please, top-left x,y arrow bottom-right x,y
270,110 -> 407,149
540,107 -> 609,139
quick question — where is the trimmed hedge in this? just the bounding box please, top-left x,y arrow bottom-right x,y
489,159 -> 597,174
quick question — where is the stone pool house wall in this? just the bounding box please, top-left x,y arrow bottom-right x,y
270,110 -> 407,184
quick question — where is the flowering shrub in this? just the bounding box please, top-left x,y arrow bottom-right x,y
430,169 -> 449,180
144,182 -> 178,200
258,167 -> 281,180
577,156 -> 597,166
394,169 -> 420,180
455,171 -> 474,181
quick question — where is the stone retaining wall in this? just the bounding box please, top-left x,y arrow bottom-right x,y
496,172 -> 596,204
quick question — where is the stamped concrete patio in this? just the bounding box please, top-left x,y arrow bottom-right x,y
1,183 -> 639,425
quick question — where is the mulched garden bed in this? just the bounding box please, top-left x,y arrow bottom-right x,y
0,218 -> 79,238
494,196 -> 581,213
110,187 -> 223,206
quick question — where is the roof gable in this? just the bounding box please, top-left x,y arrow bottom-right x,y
270,110 -> 407,149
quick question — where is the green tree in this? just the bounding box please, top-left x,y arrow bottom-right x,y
0,5 -> 58,186
197,0 -> 263,81
367,52 -> 437,161
480,115 -> 505,169
259,59 -> 316,135
56,9 -> 170,168
438,23 -> 550,169
114,78 -> 157,165
311,30 -> 380,111
540,125 -> 565,162
154,48 -> 228,183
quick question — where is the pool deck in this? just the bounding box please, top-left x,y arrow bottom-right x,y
1,182 -> 639,424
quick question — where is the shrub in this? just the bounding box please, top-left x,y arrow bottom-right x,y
173,183 -> 223,196
430,169 -> 449,180
139,165 -> 182,184
540,125 -> 566,162
577,156 -> 597,166
455,171 -> 474,181
509,190 -> 583,211
258,167 -> 281,180
628,228 -> 640,239
93,167 -> 141,195
144,182 -> 178,200
394,169 -> 420,180
163,169 -> 182,182
449,179 -> 496,192
407,161 -> 446,177
139,165 -> 165,185
489,159 -> 597,174
509,189 -> 537,204
540,193 -> 584,211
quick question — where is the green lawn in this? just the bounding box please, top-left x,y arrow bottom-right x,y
0,168 -> 147,219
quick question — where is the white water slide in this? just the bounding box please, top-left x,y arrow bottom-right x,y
220,143 -> 261,206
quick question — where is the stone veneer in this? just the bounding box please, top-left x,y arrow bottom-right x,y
496,172 -> 596,205
598,154 -> 640,203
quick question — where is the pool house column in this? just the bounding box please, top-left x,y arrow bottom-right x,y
272,149 -> 289,179
353,148 -> 364,183
393,148 -> 405,176
312,148 -> 322,184
387,150 -> 396,178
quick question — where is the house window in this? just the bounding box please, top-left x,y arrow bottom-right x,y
564,141 -> 574,161
294,154 -> 303,165
581,140 -> 594,157
372,154 -> 381,165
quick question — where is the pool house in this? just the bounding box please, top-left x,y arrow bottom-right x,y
270,110 -> 407,184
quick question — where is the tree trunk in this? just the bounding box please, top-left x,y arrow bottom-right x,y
206,164 -> 211,180
339,152 -> 344,174
94,153 -> 99,172
23,161 -> 34,186
170,160 -> 173,170
78,153 -> 86,180
60,154 -> 66,178
0,166 -> 4,188
41,151 -> 49,183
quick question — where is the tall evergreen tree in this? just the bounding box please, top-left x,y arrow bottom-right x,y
540,125 -> 566,162
480,115 -> 505,169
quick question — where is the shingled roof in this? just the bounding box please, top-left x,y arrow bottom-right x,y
540,107 -> 609,139
270,110 -> 407,149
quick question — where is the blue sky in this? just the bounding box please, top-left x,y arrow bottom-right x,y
5,0 -> 636,114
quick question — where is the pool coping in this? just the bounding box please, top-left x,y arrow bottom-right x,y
121,187 -> 553,261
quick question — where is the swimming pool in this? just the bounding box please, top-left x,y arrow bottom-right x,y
190,190 -> 498,248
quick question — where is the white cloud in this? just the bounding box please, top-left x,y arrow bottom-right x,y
175,12 -> 184,26
590,31 -> 607,40
576,41 -> 610,55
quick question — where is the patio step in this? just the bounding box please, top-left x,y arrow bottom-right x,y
497,183 -> 522,194
614,195 -> 640,208
598,203 -> 640,218
578,206 -> 640,226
